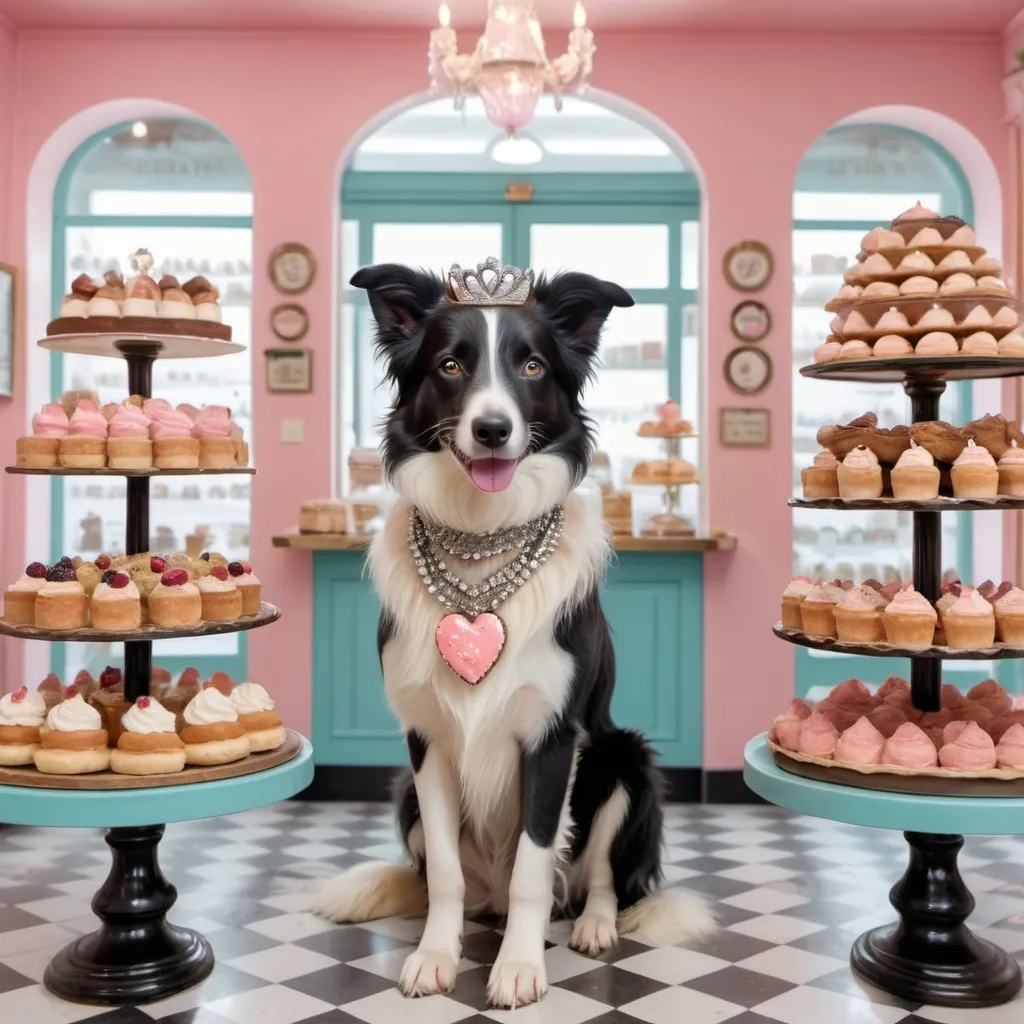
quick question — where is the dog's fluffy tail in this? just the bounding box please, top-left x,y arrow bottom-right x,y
617,888 -> 716,946
313,861 -> 428,923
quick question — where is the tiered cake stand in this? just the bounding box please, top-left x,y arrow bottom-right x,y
632,433 -> 698,537
0,332 -> 313,1006
749,350 -> 1024,1009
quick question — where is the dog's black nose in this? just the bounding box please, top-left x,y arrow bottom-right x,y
472,415 -> 512,450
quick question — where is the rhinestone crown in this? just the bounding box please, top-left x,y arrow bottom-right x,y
447,257 -> 535,306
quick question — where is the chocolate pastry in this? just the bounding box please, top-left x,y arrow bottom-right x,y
908,420 -> 964,464
816,412 -> 911,464
962,413 -> 1024,460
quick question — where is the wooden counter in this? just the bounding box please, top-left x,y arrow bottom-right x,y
272,530 -> 737,553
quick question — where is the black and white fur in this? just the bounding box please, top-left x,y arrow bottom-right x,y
315,263 -> 714,1008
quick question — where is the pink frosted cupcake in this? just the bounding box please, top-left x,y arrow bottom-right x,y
59,400 -> 108,469
798,711 -> 839,758
17,403 -> 69,468
192,406 -> 235,469
951,440 -> 998,499
781,577 -> 813,629
882,722 -> 938,769
146,400 -> 199,469
939,721 -> 997,771
834,585 -> 887,643
799,582 -> 844,637
881,584 -> 938,646
837,445 -> 883,500
994,586 -> 1024,645
942,586 -> 996,648
890,441 -> 939,500
107,402 -> 152,470
801,450 -> 839,499
835,717 -> 885,766
995,723 -> 1024,769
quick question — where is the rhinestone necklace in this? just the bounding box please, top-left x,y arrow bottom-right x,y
408,505 -> 564,617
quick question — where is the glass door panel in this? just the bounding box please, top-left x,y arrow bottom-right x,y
529,223 -> 670,289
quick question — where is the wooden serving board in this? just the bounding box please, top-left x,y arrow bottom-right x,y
0,729 -> 302,790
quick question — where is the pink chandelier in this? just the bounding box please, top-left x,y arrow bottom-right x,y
429,1 -> 596,133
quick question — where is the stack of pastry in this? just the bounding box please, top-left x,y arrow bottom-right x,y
602,491 -> 633,535
637,399 -> 693,438
810,203 -> 1022,364
803,412 -> 1024,500
299,499 -> 350,534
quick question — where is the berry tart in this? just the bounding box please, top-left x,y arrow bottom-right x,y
230,682 -> 285,752
228,561 -> 261,616
147,568 -> 201,629
34,560 -> 88,629
180,687 -> 250,766
0,686 -> 47,766
196,565 -> 242,621
90,570 -> 142,631
110,696 -> 186,776
34,693 -> 110,775
4,561 -> 48,624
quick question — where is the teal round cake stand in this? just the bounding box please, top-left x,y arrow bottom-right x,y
0,738 -> 313,1007
745,734 -> 1024,1009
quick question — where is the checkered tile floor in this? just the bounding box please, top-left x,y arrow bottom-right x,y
0,803 -> 1022,1024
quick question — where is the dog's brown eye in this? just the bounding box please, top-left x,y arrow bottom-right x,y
440,358 -> 462,377
523,360 -> 544,378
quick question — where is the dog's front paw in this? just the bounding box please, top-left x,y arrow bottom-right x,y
487,956 -> 547,1008
570,913 -> 617,956
399,948 -> 459,997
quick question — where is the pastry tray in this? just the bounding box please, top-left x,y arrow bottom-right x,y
7,467 -> 256,477
799,355 -> 1024,384
767,735 -> 1024,797
37,331 -> 243,360
789,496 -> 1024,512
0,729 -> 301,790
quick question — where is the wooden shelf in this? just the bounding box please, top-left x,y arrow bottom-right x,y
7,466 -> 256,477
273,531 -> 736,553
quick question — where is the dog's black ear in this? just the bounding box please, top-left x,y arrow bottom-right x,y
533,272 -> 634,355
350,264 -> 446,340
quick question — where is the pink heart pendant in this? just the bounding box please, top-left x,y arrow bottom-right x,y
435,612 -> 506,685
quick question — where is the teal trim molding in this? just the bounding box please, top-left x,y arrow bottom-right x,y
311,550 -> 704,768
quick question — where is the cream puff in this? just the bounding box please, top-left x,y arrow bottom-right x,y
0,686 -> 46,765
837,445 -> 883,499
915,332 -> 959,358
873,334 -> 914,358
123,249 -> 160,317
951,439 -> 998,498
230,682 -> 285,752
157,275 -> 196,319
33,694 -> 110,774
180,688 -> 250,766
110,697 -> 186,775
890,440 -> 939,500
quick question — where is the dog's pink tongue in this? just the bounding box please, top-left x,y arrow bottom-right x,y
470,458 -> 518,493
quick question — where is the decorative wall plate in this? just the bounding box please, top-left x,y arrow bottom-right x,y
725,345 -> 772,394
268,243 -> 316,294
724,241 -> 773,292
270,303 -> 309,342
730,300 -> 771,342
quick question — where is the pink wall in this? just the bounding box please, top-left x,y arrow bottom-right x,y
0,27 -> 1013,770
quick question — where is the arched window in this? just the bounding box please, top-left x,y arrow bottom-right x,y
50,117 -> 252,682
791,122 -> 980,696
338,96 -> 702,534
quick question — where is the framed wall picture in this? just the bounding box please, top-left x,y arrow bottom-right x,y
268,243 -> 317,295
723,241 -> 773,292
724,345 -> 772,394
720,407 -> 771,446
270,303 -> 309,342
266,347 -> 312,393
0,262 -> 14,398
730,300 -> 771,343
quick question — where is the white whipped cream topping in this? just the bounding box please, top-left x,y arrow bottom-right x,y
183,687 -> 238,726
230,682 -> 275,715
121,698 -> 177,735
46,693 -> 102,732
7,574 -> 46,593
0,689 -> 46,727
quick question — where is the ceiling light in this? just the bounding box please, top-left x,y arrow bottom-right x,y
131,121 -> 148,139
542,138 -> 673,156
490,133 -> 543,165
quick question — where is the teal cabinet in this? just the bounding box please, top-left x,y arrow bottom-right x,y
311,550 -> 703,767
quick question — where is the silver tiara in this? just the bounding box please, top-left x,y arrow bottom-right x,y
447,257 -> 535,306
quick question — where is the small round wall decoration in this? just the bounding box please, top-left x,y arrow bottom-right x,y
724,345 -> 772,395
270,303 -> 309,342
724,240 -> 774,292
730,300 -> 772,343
268,243 -> 317,295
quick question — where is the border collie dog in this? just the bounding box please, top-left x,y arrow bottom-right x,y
315,260 -> 713,1008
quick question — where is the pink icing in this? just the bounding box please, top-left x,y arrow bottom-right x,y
942,720 -> 969,745
812,449 -> 837,468
941,684 -> 969,711
947,586 -> 995,618
68,400 -> 108,438
868,704 -> 907,739
939,721 -> 997,771
148,405 -> 195,441
967,680 -> 1012,716
176,403 -> 200,422
877,676 -> 910,700
31,403 -> 69,438
837,585 -> 887,613
798,711 -> 839,758
883,691 -> 922,722
772,715 -> 804,751
882,722 -> 938,768
835,717 -> 885,766
192,406 -> 233,440
894,441 -> 934,469
828,679 -> 874,708
108,404 -> 151,440
884,585 -> 936,618
995,723 -> 1024,769
999,440 -> 1024,465
788,699 -> 813,720
816,699 -> 860,733
953,439 -> 996,468
880,582 -> 902,602
959,701 -> 993,725
230,421 -> 244,442
143,399 -> 172,417
842,445 -> 879,469
995,587 -> 1024,614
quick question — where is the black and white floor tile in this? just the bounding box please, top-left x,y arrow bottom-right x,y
0,802 -> 1022,1023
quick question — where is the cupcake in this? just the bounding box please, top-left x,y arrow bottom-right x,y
33,694 -> 110,775
4,561 -> 48,624
881,584 -> 938,646
799,581 -> 844,637
110,697 -> 186,776
157,275 -> 196,319
882,722 -> 938,769
89,665 -> 128,745
834,717 -> 885,766
942,586 -> 996,648
951,439 -> 998,498
59,399 -> 108,469
995,723 -> 1024,770
890,440 -> 939,500
16,403 -> 69,469
181,688 -> 250,766
837,445 -> 883,499
107,402 -> 153,470
35,562 -> 88,629
998,440 -> 1024,497
192,406 -> 236,469
230,682 -> 285,752
145,400 -> 200,470
90,570 -> 142,631
196,566 -> 242,622
123,250 -> 160,317
781,576 -> 813,629
994,586 -> 1024,645
939,721 -> 997,772
801,450 -> 839,498
0,686 -> 47,765
148,569 -> 202,629
797,711 -> 838,758
228,561 -> 261,615
834,585 -> 887,643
